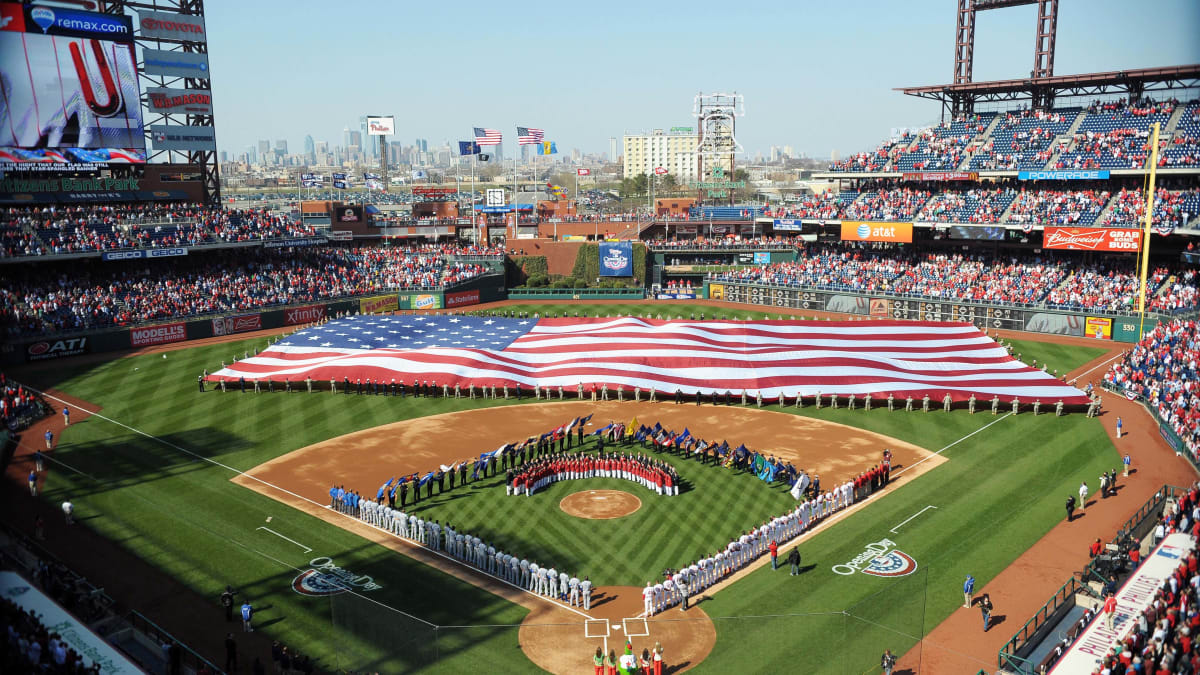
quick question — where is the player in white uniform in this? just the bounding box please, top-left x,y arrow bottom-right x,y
568,576 -> 581,606
528,563 -> 539,591
581,577 -> 593,610
643,583 -> 655,616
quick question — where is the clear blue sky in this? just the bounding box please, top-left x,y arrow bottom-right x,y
205,0 -> 1200,160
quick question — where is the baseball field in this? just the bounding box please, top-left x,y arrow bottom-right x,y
13,301 -> 1119,674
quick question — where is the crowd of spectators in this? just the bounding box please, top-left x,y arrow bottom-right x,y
0,246 -> 492,336
708,244 -> 913,292
890,254 -> 1066,305
842,188 -> 931,222
1006,189 -> 1112,226
917,188 -> 1017,224
1104,318 -> 1199,459
0,203 -> 318,258
1,594 -> 102,674
1104,187 -> 1200,229
1,373 -> 49,432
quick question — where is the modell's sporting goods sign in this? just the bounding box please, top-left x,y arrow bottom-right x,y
131,322 -> 186,347
1043,227 -> 1141,252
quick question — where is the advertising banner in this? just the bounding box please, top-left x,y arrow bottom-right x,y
1043,227 -> 1141,252
141,48 -> 210,78
411,294 -> 442,310
25,336 -> 89,362
360,294 -> 398,314
772,219 -> 802,231
901,171 -> 978,181
840,222 -> 913,243
130,322 -> 186,347
327,231 -> 352,241
1085,316 -> 1113,340
366,116 -> 394,136
101,247 -> 187,260
212,313 -> 261,336
138,10 -> 206,41
13,4 -> 134,42
869,299 -> 889,317
445,289 -> 480,308
599,241 -> 634,277
577,168 -> 591,176
655,293 -> 697,300
947,225 -> 1005,241
145,87 -> 213,115
753,252 -> 770,264
284,304 -> 326,326
675,225 -> 698,235
1018,170 -> 1110,181
708,283 -> 725,300
150,125 -> 216,152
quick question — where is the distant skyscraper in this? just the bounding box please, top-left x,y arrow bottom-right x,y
257,140 -> 270,164
343,127 -> 353,152
304,135 -> 315,156
609,137 -> 617,163
348,131 -> 362,148
219,150 -> 228,163
246,145 -> 257,164
275,139 -> 288,154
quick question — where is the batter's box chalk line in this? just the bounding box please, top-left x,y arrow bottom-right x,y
584,619 -> 611,638
622,617 -> 650,637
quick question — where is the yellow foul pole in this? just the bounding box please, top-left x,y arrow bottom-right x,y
1137,122 -> 1160,340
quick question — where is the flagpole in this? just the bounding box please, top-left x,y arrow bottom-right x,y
471,150 -> 477,244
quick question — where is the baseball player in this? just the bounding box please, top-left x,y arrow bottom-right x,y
581,577 -> 593,610
568,575 -> 581,606
520,558 -> 530,587
643,582 -> 655,616
559,570 -> 570,600
547,566 -> 558,598
1078,481 -> 1089,509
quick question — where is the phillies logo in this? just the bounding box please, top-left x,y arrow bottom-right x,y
832,538 -> 918,577
292,557 -> 381,596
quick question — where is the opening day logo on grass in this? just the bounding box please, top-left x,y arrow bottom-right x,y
292,557 -> 382,596
832,538 -> 918,577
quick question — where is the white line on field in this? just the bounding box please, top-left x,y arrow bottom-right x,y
1072,351 -> 1126,383
256,526 -> 312,553
894,412 -> 1012,477
889,505 -> 937,533
35,389 -> 592,622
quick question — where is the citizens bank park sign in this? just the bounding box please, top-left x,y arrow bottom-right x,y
292,557 -> 381,596
832,538 -> 918,577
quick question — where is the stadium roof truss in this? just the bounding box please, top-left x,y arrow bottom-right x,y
905,0 -> 1200,117
101,0 -> 220,205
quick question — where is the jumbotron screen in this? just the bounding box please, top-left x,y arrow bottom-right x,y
0,2 -> 145,167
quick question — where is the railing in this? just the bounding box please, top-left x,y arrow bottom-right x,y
0,233 -> 325,263
998,576 -> 1088,673
508,287 -> 646,298
1101,382 -> 1200,471
124,609 -> 223,675
648,243 -> 797,252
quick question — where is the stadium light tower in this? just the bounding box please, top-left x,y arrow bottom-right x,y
693,92 -> 744,205
952,0 -> 1059,112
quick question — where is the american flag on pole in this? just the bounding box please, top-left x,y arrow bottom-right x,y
517,127 -> 545,145
473,128 -> 502,146
208,315 -> 1089,403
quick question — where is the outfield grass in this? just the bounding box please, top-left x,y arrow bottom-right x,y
1005,337 -> 1110,378
23,304 -> 1121,674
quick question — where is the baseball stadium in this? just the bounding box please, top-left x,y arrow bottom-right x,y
1,1 -> 1199,674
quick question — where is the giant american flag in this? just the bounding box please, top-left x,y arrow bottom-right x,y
473,128 -> 503,146
208,315 -> 1089,403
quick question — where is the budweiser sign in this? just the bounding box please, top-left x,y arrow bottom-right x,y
284,305 -> 326,326
1043,227 -> 1141,252
130,322 -> 186,347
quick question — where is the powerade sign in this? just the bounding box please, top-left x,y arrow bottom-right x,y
101,248 -> 187,260
22,4 -> 134,42
599,241 -> 633,277
26,337 -> 88,362
1017,170 -> 1110,180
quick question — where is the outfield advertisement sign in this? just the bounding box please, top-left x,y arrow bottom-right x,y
1085,316 -> 1112,340
360,294 -> 398,314
655,293 -> 697,300
0,572 -> 140,673
146,87 -> 213,115
130,322 -> 185,347
263,237 -> 326,248
138,10 -> 206,41
284,305 -> 326,326
141,48 -> 210,78
1018,170 -> 1110,181
212,314 -> 261,336
599,241 -> 633,276
1043,227 -> 1141,252
772,219 -> 802,231
445,289 -> 480,308
25,337 -> 88,362
411,294 -> 442,310
840,222 -> 913,243
150,125 -> 216,152
1050,533 -> 1194,673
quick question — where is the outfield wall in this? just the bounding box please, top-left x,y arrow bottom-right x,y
4,275 -> 506,366
706,282 -> 1179,343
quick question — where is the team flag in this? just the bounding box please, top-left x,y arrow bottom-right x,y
376,477 -> 394,499
537,141 -> 557,155
577,168 -> 591,176
333,180 -> 348,189
207,316 -> 1090,404
625,416 -> 638,438
517,127 -> 545,145
474,128 -> 502,146
458,141 -> 480,155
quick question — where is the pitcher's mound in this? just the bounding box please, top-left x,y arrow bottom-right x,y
560,490 -> 642,520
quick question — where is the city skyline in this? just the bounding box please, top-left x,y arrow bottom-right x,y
207,0 -> 1200,161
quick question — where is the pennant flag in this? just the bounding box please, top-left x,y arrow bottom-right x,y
458,141 -> 480,155
626,416 -> 638,438
474,128 -> 502,146
538,141 -> 558,155
333,172 -> 347,180
517,127 -> 545,146
591,422 -> 615,437
674,428 -> 691,446
418,472 -> 434,486
376,477 -> 394,499
333,180 -> 348,189
439,463 -> 457,473
364,172 -> 381,180
207,316 -> 1090,404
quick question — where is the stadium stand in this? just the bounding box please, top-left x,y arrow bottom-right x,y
842,187 -> 931,222
1004,189 -> 1111,226
1103,318 -> 1199,458
917,187 -> 1017,223
1054,99 -> 1176,170
0,246 -> 492,336
967,108 -> 1079,171
1103,187 -> 1200,229
890,254 -> 1066,304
